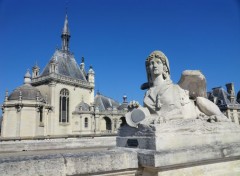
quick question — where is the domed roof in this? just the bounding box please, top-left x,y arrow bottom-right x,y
8,84 -> 45,102
75,101 -> 90,111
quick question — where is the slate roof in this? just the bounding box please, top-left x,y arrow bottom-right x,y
237,91 -> 240,104
41,50 -> 87,82
208,87 -> 240,109
8,84 -> 45,102
75,101 -> 90,112
94,93 -> 120,111
117,102 -> 128,111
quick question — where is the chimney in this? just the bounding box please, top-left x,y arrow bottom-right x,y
226,83 -> 235,103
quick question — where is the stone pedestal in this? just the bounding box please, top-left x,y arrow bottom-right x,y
117,119 -> 240,176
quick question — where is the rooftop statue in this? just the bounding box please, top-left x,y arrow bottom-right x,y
126,50 -> 230,128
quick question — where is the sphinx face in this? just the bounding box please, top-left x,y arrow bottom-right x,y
149,57 -> 163,78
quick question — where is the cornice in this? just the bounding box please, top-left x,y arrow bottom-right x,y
31,73 -> 94,89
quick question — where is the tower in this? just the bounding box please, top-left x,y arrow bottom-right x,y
88,66 -> 95,85
226,83 -> 235,103
32,64 -> 40,78
61,14 -> 71,51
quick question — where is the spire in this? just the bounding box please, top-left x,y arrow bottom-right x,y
62,14 -> 70,35
61,14 -> 71,51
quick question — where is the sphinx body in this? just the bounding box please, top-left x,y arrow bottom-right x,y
126,50 -> 229,127
143,80 -> 199,122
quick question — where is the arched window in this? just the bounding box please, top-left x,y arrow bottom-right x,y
39,107 -> 43,123
59,89 -> 69,123
103,117 -> 112,130
120,117 -> 126,127
84,118 -> 88,128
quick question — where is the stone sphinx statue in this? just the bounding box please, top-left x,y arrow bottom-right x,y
117,51 -> 240,176
126,50 -> 229,128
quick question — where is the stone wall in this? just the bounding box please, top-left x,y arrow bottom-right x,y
0,148 -> 138,176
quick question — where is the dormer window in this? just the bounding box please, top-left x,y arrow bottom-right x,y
59,89 -> 69,123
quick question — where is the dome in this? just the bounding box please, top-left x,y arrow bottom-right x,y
8,84 -> 45,102
76,101 -> 90,111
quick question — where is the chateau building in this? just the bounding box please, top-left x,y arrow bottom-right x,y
208,83 -> 240,125
1,15 -> 127,138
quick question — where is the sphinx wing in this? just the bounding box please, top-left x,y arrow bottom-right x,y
178,70 -> 207,99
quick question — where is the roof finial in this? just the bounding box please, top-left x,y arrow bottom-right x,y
34,60 -> 39,68
123,95 -> 128,103
97,89 -> 100,95
5,89 -> 8,102
65,0 -> 69,15
24,69 -> 32,84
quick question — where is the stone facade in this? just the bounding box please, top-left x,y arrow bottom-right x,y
1,15 -> 127,139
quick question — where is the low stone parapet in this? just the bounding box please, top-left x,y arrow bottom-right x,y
0,136 -> 116,152
0,148 -> 138,176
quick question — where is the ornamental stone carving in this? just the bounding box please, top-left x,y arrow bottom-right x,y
125,50 -> 230,128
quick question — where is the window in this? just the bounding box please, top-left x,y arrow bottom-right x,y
231,113 -> 234,122
84,118 -> 88,128
39,107 -> 43,123
59,89 -> 69,123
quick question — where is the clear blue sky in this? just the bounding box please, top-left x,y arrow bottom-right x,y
0,0 -> 240,111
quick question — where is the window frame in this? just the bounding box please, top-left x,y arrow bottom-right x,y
59,88 -> 70,123
84,117 -> 88,128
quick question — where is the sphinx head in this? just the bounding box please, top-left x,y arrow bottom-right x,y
146,50 -> 170,86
